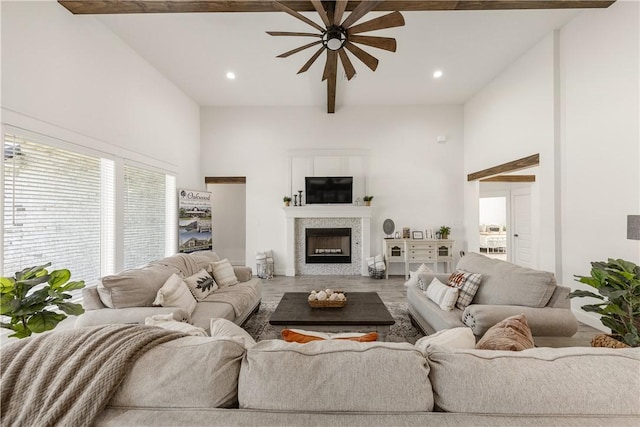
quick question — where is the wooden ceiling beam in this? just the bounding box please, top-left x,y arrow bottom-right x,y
480,175 -> 536,183
58,0 -> 615,15
467,153 -> 539,181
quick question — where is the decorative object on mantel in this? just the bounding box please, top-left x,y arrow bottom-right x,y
293,194 -> 298,206
308,289 -> 347,308
628,215 -> 640,240
0,262 -> 85,338
363,195 -> 373,206
426,228 -> 435,239
298,190 -> 303,206
438,226 -> 451,240
402,227 -> 411,239
283,196 -> 292,207
383,218 -> 395,238
412,231 -> 424,240
569,258 -> 640,347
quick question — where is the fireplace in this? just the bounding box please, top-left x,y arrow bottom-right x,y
305,228 -> 351,264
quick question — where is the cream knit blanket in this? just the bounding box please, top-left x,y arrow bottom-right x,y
1,324 -> 185,427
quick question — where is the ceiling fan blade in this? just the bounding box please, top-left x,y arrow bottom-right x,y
344,42 -> 379,72
277,40 -> 323,58
298,46 -> 325,74
267,31 -> 322,38
347,11 -> 405,35
348,35 -> 396,52
333,0 -> 348,26
273,1 -> 325,32
338,49 -> 356,80
310,0 -> 331,27
341,0 -> 383,28
322,50 -> 338,82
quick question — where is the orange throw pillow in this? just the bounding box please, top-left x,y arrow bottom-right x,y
281,329 -> 378,343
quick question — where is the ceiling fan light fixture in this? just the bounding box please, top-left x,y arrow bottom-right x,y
322,26 -> 346,51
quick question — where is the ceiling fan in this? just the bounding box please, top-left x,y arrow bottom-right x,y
267,0 -> 404,113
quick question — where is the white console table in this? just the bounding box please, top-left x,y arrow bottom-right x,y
382,238 -> 454,279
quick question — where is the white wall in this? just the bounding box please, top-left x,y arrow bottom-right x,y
1,1 -> 201,189
200,105 -> 465,275
464,33 -> 556,272
559,0 -> 640,329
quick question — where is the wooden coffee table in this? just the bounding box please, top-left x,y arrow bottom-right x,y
269,292 -> 395,341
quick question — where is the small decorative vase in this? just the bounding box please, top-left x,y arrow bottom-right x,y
441,234 -> 448,240
364,201 -> 371,206
284,201 -> 290,207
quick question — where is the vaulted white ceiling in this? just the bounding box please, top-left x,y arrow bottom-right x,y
95,8 -> 581,108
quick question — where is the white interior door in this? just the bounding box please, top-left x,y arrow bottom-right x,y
512,188 -> 532,268
206,181 -> 246,265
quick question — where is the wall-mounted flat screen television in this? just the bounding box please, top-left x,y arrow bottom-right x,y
305,176 -> 353,204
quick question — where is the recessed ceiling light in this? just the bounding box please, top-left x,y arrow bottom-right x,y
226,71 -> 236,80
433,70 -> 443,79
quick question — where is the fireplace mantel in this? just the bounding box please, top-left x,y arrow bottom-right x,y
283,205 -> 372,276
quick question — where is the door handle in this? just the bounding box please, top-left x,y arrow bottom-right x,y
514,234 -> 519,237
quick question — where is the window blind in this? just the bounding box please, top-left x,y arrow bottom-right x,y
2,134 -> 105,292
123,163 -> 173,269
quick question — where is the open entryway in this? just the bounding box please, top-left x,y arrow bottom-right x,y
205,177 -> 246,266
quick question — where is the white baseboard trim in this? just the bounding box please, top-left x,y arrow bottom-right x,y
572,309 -> 608,332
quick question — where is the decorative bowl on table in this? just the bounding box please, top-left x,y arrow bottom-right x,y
308,289 -> 347,308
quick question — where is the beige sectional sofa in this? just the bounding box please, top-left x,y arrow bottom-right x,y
95,336 -> 639,426
75,251 -> 262,333
408,253 -> 579,337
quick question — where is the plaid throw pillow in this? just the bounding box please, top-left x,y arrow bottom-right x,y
447,270 -> 483,310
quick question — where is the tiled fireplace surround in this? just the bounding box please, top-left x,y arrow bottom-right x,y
283,206 -> 372,276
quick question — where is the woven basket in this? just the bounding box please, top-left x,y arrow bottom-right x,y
309,298 -> 347,308
591,334 -> 630,348
368,266 -> 385,279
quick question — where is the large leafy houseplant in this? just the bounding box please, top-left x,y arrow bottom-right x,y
0,263 -> 85,338
569,258 -> 640,347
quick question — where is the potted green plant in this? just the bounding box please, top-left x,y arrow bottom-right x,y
283,196 -> 292,207
438,226 -> 451,239
0,263 -> 85,338
363,196 -> 373,206
569,258 -> 640,347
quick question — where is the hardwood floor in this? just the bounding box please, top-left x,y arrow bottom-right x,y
260,274 -> 602,348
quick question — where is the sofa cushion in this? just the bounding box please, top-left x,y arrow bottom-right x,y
110,336 -> 245,409
414,327 -> 476,353
238,340 -> 433,412
425,278 -> 459,311
281,329 -> 378,343
405,264 -> 434,289
426,346 -> 640,415
190,301 -> 235,332
211,259 -> 239,287
152,274 -> 197,316
210,318 -> 256,348
144,313 -> 207,336
184,269 -> 218,301
475,314 -> 534,351
457,253 -> 556,308
407,284 -> 465,332
98,263 -> 179,309
447,270 -> 482,310
189,251 -> 221,273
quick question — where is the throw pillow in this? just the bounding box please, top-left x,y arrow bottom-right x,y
405,264 -> 434,288
414,327 -> 476,353
145,313 -> 207,336
475,314 -> 535,351
281,329 -> 378,343
425,277 -> 459,311
184,269 -> 218,301
152,273 -> 197,316
211,259 -> 239,287
210,318 -> 257,348
447,270 -> 483,310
